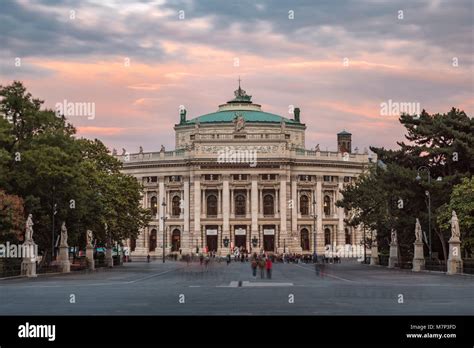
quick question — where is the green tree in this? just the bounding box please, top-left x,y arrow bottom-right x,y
0,81 -> 150,263
437,177 -> 474,257
339,108 -> 473,261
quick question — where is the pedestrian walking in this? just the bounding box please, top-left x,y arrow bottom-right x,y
226,254 -> 231,265
265,257 -> 273,279
251,257 -> 258,278
199,253 -> 204,265
147,254 -> 150,263
258,257 -> 266,279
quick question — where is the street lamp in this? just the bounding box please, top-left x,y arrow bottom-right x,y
312,198 -> 317,257
251,237 -> 258,248
415,166 -> 438,259
161,200 -> 167,263
223,236 -> 230,247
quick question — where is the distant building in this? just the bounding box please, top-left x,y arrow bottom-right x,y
118,84 -> 375,257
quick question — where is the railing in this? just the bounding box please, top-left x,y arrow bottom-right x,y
0,258 -> 22,277
425,259 -> 447,272
462,259 -> 474,274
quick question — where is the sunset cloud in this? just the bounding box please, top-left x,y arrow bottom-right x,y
1,0 -> 472,153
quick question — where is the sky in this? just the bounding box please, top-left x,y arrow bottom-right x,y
1,0 -> 473,153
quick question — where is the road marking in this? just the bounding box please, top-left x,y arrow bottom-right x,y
126,268 -> 183,284
293,264 -> 356,283
242,281 -> 293,287
218,281 -> 293,287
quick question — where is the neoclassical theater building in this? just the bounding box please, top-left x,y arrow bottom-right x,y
118,84 -> 376,257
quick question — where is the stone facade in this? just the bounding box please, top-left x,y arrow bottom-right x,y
118,87 -> 375,257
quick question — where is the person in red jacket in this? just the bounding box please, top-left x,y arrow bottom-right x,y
265,257 -> 273,279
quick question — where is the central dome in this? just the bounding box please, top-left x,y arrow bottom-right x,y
183,83 -> 302,125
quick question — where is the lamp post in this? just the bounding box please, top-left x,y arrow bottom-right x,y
312,198 -> 317,257
415,166 -> 441,259
161,200 -> 167,263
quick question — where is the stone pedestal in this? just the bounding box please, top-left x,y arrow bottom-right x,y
412,241 -> 425,272
21,241 -> 38,277
105,247 -> 114,268
86,245 -> 95,271
370,244 -> 379,265
58,245 -> 71,273
447,237 -> 463,275
388,243 -> 399,268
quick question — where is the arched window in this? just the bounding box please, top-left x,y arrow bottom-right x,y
235,194 -> 246,216
149,229 -> 157,252
207,194 -> 218,216
172,196 -> 181,216
324,228 -> 331,246
345,228 -> 352,245
171,229 -> 181,252
150,196 -> 158,216
300,195 -> 309,216
324,195 -> 331,216
300,228 -> 310,251
263,194 -> 274,216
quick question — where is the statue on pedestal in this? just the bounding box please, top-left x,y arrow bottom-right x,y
391,229 -> 398,245
450,210 -> 460,240
25,214 -> 34,242
86,230 -> 94,247
60,222 -> 68,247
415,218 -> 422,242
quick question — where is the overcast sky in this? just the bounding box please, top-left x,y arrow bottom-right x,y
1,0 -> 472,153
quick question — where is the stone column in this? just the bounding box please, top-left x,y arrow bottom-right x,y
251,175 -> 258,235
86,233 -> 95,271
447,236 -> 462,275
230,188 -> 234,218
159,178 -> 165,231
217,188 -> 222,215
412,241 -> 425,272
193,174 -> 201,247
316,178 -> 323,254
183,176 -> 190,253
259,188 -> 263,217
370,231 -> 379,265
291,176 -> 297,235
337,178 -> 344,246
21,241 -> 38,277
388,232 -> 399,268
275,188 -> 279,215
223,176 -> 230,237
246,188 -> 250,216
280,174 -> 288,248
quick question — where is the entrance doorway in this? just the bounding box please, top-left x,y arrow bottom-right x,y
300,228 -> 310,251
206,235 -> 217,252
171,229 -> 181,252
234,226 -> 247,249
263,225 -> 275,252
206,226 -> 218,252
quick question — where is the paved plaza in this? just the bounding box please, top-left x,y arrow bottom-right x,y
0,260 -> 473,315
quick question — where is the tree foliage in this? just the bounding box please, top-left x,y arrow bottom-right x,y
0,81 -> 150,262
338,108 -> 473,260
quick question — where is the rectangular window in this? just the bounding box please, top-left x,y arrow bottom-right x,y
344,176 -> 351,183
323,176 -> 332,182
298,175 -> 311,181
233,174 -> 248,181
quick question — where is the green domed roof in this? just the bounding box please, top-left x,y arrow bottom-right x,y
177,82 -> 304,127
186,110 -> 300,124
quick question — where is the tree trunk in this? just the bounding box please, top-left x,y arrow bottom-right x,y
435,229 -> 447,261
